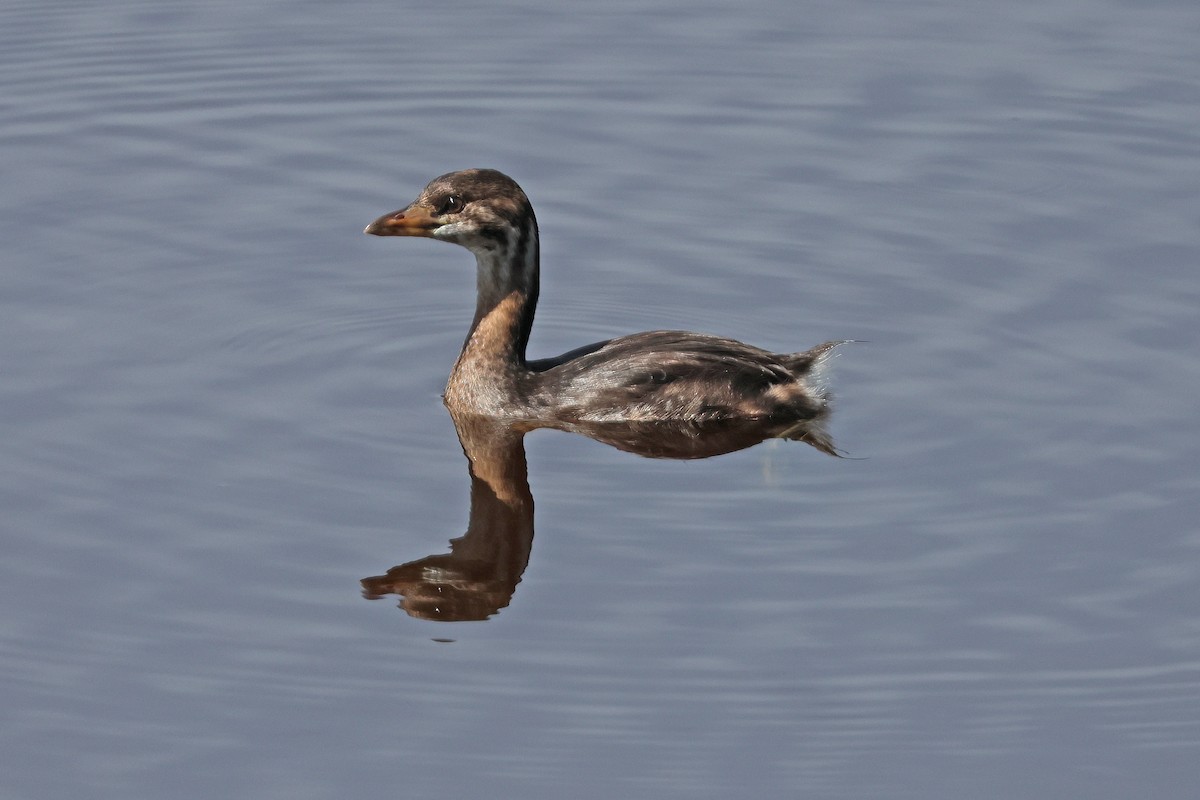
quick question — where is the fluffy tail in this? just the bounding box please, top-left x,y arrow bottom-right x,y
780,340 -> 855,457
784,339 -> 852,394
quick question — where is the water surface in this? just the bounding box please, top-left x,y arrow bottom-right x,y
2,1 -> 1199,798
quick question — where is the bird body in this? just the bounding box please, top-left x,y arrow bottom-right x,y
365,169 -> 842,453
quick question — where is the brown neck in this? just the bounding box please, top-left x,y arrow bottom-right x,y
458,289 -> 532,368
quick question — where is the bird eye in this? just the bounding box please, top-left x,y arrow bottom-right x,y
439,195 -> 464,215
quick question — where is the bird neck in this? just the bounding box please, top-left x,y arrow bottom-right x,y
461,223 -> 540,367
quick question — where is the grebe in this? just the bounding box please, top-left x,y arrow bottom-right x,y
365,169 -> 843,453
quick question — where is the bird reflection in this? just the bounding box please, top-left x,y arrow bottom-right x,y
362,406 -> 838,621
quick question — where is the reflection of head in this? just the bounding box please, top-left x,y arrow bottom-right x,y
363,560 -> 518,622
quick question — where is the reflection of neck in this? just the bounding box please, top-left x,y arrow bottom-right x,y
455,410 -> 532,513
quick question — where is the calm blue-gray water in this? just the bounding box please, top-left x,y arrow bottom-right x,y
3,0 -> 1199,797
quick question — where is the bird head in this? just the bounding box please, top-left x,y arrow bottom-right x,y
365,168 -> 536,256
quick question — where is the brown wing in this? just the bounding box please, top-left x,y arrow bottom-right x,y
526,331 -> 825,423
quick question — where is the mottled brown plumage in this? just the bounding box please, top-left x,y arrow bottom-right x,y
365,168 -> 843,454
